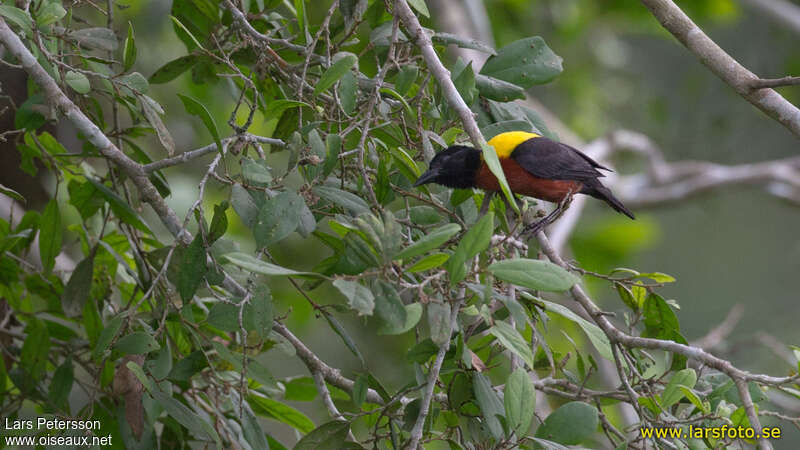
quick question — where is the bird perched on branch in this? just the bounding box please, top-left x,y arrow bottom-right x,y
413,131 -> 634,233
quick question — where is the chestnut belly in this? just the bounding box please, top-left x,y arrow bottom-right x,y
474,159 -> 582,203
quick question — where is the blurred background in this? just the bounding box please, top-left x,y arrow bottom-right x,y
3,0 -> 799,445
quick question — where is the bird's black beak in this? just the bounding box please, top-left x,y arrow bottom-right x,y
413,169 -> 439,187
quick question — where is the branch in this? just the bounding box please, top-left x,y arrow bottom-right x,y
272,323 -> 386,405
739,0 -> 800,35
640,0 -> 800,140
750,76 -> 800,89
535,230 -> 792,449
143,134 -> 284,173
405,299 -> 462,450
394,0 -> 486,152
0,18 -> 185,239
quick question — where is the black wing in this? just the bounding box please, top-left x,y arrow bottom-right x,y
510,137 -> 610,181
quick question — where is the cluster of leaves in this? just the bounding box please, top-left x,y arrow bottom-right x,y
0,1 -> 788,449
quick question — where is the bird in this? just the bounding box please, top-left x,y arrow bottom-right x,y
413,131 -> 634,233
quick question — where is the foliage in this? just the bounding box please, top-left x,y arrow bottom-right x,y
0,1 -> 796,449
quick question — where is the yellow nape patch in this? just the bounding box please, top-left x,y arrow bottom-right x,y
486,131 -> 540,159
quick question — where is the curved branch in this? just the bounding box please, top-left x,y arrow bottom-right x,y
640,0 -> 800,140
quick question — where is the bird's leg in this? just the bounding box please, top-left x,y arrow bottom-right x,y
521,191 -> 575,236
478,191 -> 495,216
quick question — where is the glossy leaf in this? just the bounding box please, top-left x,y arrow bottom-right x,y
177,94 -> 222,156
534,401 -> 598,445
505,368 -> 535,437
480,36 -> 563,88
333,279 -> 374,316
396,223 -> 460,260
315,53 -> 357,96
39,200 -> 62,273
447,212 -> 493,284
488,258 -> 579,292
490,321 -> 535,369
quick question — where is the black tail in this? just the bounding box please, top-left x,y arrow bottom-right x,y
582,182 -> 635,220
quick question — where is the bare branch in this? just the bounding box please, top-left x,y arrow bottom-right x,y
405,299 -> 462,450
739,0 -> 800,35
640,0 -> 800,140
143,134 -> 284,173
750,76 -> 800,89
691,304 -> 745,350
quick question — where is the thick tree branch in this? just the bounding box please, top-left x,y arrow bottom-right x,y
640,0 -> 800,140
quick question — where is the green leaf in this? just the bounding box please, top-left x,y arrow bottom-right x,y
293,420 -> 350,450
447,212 -> 493,284
21,319 -> 50,379
150,388 -> 221,448
118,72 -> 149,93
248,394 -> 315,433
321,311 -> 365,365
407,253 -> 450,272
407,0 -> 430,17
313,185 -> 370,215
333,279 -> 374,316
0,184 -> 25,203
48,359 -> 73,409
241,399 -> 269,450
254,191 -> 304,248
251,285 -> 273,336
338,71 -> 357,115
147,344 -> 172,380
0,5 -> 33,34
452,59 -> 477,105
488,258 -> 579,292
505,368 -> 535,437
169,14 -> 204,49
140,94 -> 175,155
428,301 -> 451,347
39,199 -> 62,273
396,223 -> 460,260
526,295 -> 613,360
114,332 -> 160,355
150,55 -> 196,84
490,321 -> 535,369
472,373 -> 504,439
661,368 -> 697,408
394,65 -> 418,96
61,250 -> 95,317
230,183 -> 258,228
92,316 -> 123,360
264,99 -> 311,121
36,2 -> 66,27
433,33 -> 496,55
224,252 -> 319,277
177,235 -> 207,301
87,177 -> 149,232
352,374 -> 368,408
285,377 -> 317,402
68,27 -> 118,51
480,141 -> 519,214
315,53 -> 357,96
643,292 -> 680,339
209,201 -> 228,243
534,401 -> 598,445
475,74 -> 526,102
378,303 -> 422,335
480,36 -> 563,88
123,22 -> 136,71
373,280 -> 407,330
177,94 -> 222,157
